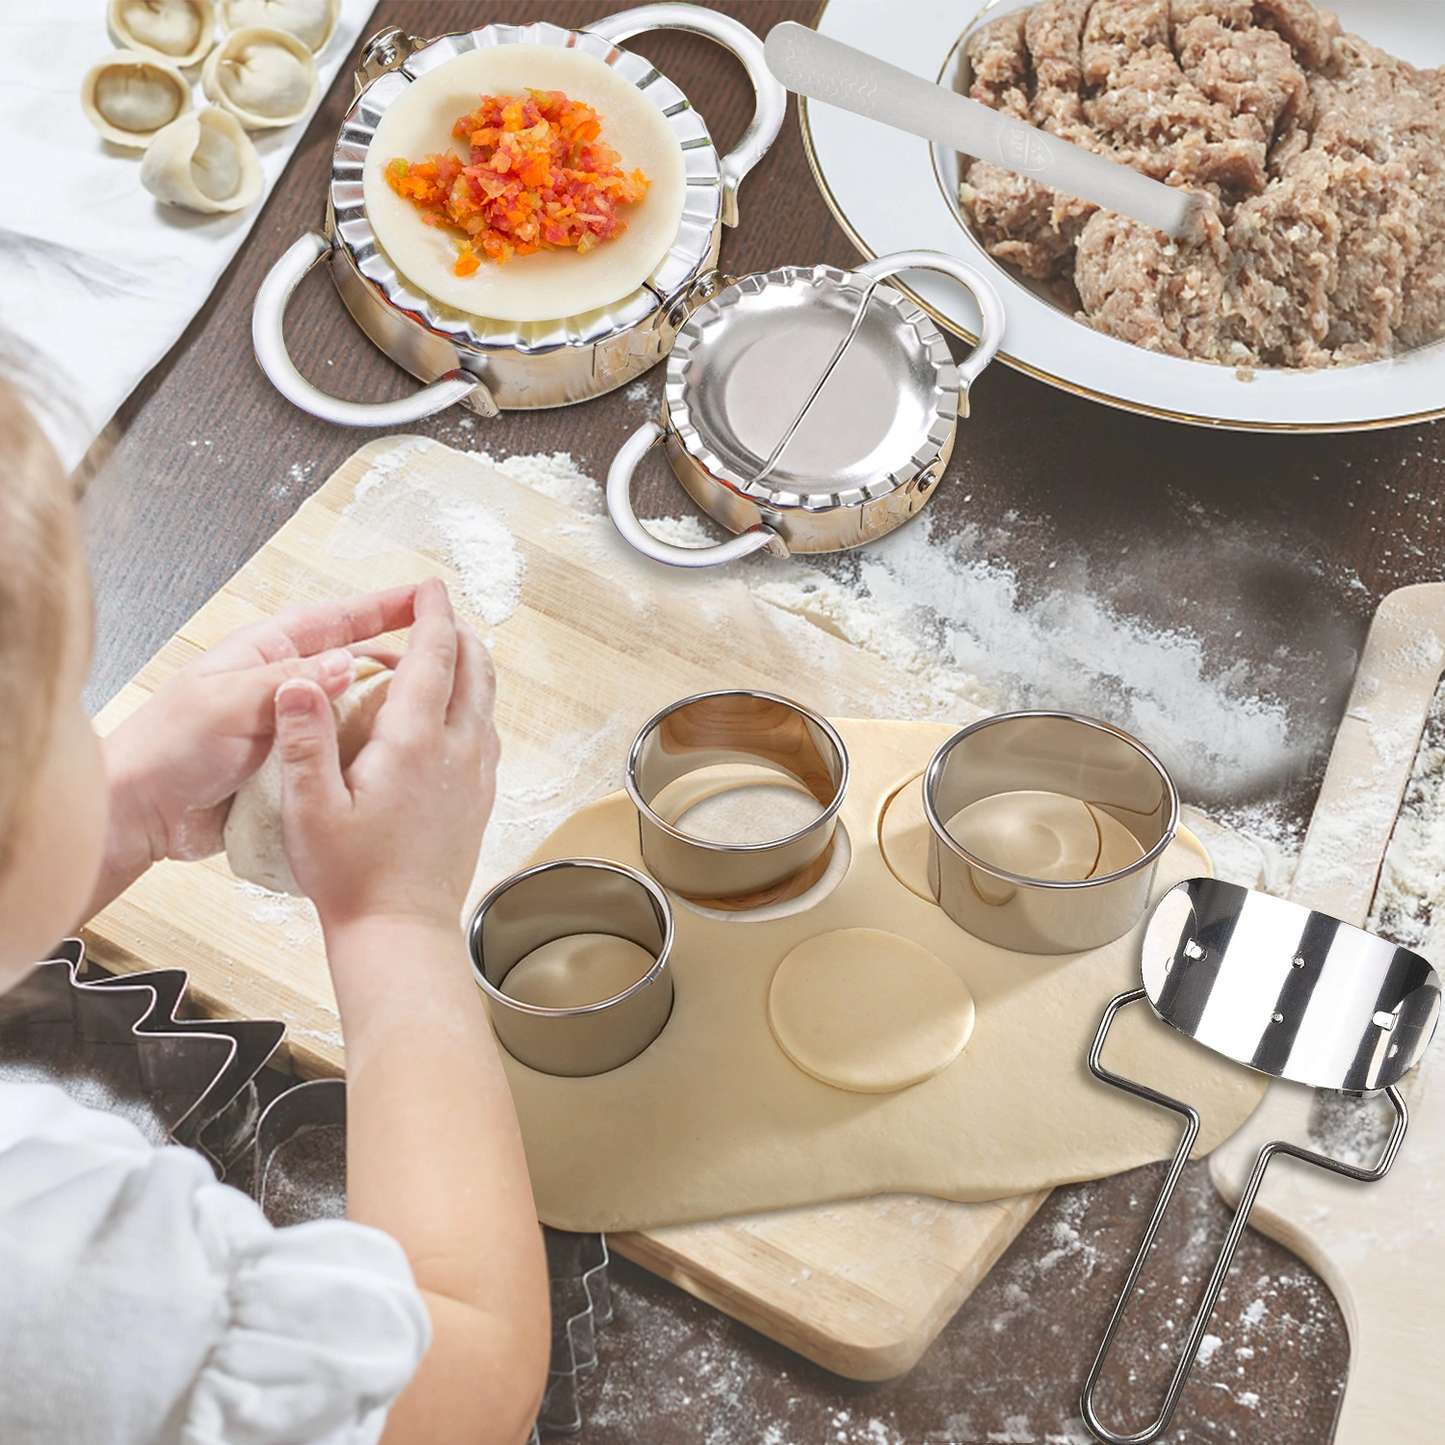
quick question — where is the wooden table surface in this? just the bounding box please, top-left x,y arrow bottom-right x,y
76,4 -> 1445,1441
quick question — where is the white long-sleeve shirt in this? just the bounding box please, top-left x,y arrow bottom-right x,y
0,1080 -> 431,1444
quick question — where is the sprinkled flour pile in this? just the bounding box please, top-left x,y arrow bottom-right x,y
450,443 -> 1310,870
743,521 -> 1297,804
335,436 -> 523,626
305,436 -> 1326,900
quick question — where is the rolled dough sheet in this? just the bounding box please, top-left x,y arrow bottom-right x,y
363,46 -> 687,322
498,718 -> 1269,1233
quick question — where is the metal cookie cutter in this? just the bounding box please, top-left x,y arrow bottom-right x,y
0,939 -> 284,1176
924,712 -> 1179,954
606,248 -> 1003,567
253,6 -> 785,426
538,1229 -> 614,1436
627,690 -> 849,904
470,859 -> 675,1077
1081,878 -> 1442,1445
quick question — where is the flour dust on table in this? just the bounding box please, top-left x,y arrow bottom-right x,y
1372,674 -> 1445,958
411,441 -> 1320,881
337,436 -> 524,627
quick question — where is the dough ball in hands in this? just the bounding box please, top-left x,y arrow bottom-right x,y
225,658 -> 391,895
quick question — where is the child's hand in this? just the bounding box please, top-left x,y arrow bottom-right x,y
97,587 -> 425,898
273,579 -> 498,934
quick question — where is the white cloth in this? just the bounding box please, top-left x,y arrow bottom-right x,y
0,1 -> 376,469
0,1080 -> 430,1445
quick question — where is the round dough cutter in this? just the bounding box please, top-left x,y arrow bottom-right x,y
605,248 -> 1003,566
252,5 -> 786,425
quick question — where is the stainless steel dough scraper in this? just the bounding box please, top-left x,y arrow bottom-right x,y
1081,877 -> 1440,1444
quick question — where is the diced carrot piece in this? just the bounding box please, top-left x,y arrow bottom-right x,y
384,87 -> 651,269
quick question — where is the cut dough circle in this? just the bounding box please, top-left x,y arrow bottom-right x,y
878,771 -> 932,901
768,928 -> 975,1093
363,46 -> 687,323
225,659 -> 391,894
500,933 -> 657,1010
945,790 -> 1145,884
141,106 -> 263,213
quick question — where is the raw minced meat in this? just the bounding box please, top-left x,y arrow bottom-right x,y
958,0 -> 1445,367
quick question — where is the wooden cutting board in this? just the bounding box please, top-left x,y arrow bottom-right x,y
85,435 -> 1236,1380
1210,583 -> 1445,1445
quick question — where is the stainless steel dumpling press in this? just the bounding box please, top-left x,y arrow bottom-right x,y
252,6 -> 786,426
606,249 -> 1004,567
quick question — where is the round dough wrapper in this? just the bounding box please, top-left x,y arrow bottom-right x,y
108,0 -> 217,69
881,780 -> 1148,901
363,46 -> 687,323
768,928 -> 975,1093
203,24 -> 318,129
500,933 -> 657,1009
219,0 -> 338,52
945,790 -> 1145,883
225,659 -> 391,894
141,106 -> 263,212
81,50 -> 193,149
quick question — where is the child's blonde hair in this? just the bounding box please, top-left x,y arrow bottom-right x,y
0,371 -> 76,876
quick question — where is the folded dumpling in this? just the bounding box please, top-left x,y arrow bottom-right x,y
141,105 -> 263,213
203,24 -> 318,129
218,0 -> 339,54
81,50 -> 193,149
107,0 -> 217,69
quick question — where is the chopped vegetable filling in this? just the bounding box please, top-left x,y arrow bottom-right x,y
385,89 -> 650,274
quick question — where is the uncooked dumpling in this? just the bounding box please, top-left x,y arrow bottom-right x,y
225,659 -> 391,894
203,24 -> 318,129
108,0 -> 216,69
141,106 -> 262,212
362,46 -> 686,323
218,0 -> 337,52
81,51 -> 193,149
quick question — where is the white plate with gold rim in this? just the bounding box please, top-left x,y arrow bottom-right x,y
802,0 -> 1445,432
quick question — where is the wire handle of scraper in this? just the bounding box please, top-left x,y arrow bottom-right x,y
1079,988 -> 1409,1445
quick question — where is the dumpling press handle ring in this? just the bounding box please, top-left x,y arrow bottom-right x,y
606,420 -> 784,568
586,3 -> 787,227
854,249 -> 1005,415
251,231 -> 497,427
